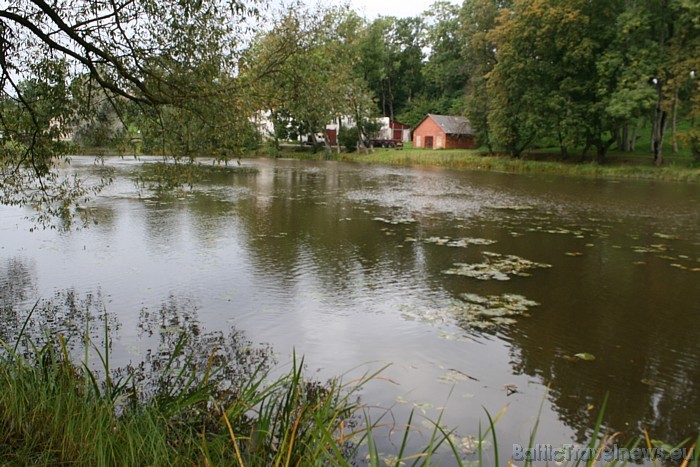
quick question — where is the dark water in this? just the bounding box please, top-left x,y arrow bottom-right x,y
1,156 -> 699,462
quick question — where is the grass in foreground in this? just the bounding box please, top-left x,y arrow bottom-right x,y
1,306 -> 698,466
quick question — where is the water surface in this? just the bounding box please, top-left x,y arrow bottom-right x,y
1,156 -> 699,461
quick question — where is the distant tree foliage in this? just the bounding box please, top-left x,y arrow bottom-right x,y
460,0 -> 699,162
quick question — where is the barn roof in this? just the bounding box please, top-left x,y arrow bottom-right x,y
417,114 -> 474,135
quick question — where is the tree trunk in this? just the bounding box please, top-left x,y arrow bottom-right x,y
592,136 -> 615,164
387,78 -> 395,121
594,145 -> 607,164
581,142 -> 591,159
671,89 -> 679,153
557,125 -> 568,158
652,93 -> 668,166
691,129 -> 700,162
614,126 -> 622,150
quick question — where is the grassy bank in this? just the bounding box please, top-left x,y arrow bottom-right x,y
0,334 -> 371,465
2,330 -> 699,465
75,140 -> 700,183
258,143 -> 700,183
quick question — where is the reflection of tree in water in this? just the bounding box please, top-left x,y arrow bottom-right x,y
0,257 -> 37,338
134,294 -> 274,402
5,289 -> 119,357
5,289 -> 274,408
506,300 -> 700,446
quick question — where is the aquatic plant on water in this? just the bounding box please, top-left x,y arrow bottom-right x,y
443,252 -> 552,281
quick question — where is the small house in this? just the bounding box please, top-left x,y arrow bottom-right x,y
376,118 -> 411,143
412,114 -> 478,149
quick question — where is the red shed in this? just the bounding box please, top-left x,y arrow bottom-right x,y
412,114 -> 478,149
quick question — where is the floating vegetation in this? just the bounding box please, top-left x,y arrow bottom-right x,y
437,330 -> 473,342
424,236 -> 497,248
395,395 -> 409,404
565,252 -> 584,257
413,402 -> 434,414
632,244 -> 669,254
443,252 -> 551,281
669,263 -> 700,271
563,352 -> 596,362
400,293 -> 540,331
456,435 -> 492,456
372,216 -> 416,225
437,369 -> 478,384
255,232 -> 288,239
653,232 -> 680,240
485,205 -> 534,211
527,226 -> 585,236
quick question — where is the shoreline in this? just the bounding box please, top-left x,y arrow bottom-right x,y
73,147 -> 700,183
259,146 -> 700,183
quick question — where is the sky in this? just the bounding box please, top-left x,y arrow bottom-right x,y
320,0 -> 457,19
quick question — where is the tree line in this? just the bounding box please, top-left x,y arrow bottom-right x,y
1,0 -> 699,221
250,0 -> 698,165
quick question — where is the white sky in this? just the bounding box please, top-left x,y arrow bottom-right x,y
318,0 -> 456,19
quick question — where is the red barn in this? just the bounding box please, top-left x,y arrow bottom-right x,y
412,114 -> 478,149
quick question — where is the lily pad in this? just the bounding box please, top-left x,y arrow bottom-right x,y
653,232 -> 679,240
633,244 -> 669,254
424,236 -> 497,248
459,435 -> 492,455
373,216 -> 416,225
443,252 -> 551,281
437,369 -> 477,384
401,293 -> 540,331
486,205 -> 534,211
413,402 -> 434,414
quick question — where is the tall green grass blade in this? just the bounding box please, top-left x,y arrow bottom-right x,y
525,385 -> 550,467
574,392 -> 608,467
484,408 -> 499,467
11,298 -> 40,356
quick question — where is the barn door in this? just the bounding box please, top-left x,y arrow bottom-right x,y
425,136 -> 433,149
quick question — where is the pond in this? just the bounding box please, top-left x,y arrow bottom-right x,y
1,156 -> 699,462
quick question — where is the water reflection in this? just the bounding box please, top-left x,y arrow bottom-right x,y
0,257 -> 37,341
136,294 -> 273,397
1,288 -> 274,407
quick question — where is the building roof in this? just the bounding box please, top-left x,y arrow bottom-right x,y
417,114 -> 474,135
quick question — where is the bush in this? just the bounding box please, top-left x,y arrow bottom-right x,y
338,126 -> 359,153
